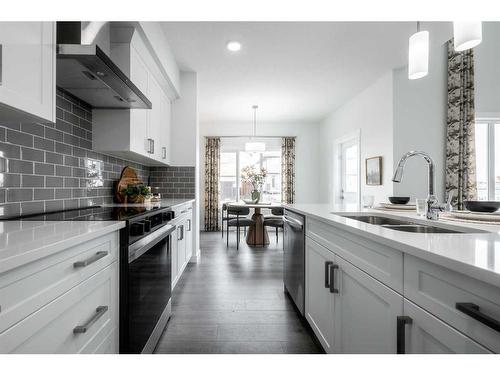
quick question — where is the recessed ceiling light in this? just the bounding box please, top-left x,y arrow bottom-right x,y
226,41 -> 242,52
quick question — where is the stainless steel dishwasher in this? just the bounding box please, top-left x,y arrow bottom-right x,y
283,209 -> 305,315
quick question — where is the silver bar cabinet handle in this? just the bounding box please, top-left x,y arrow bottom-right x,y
73,251 -> 108,268
73,306 -> 108,334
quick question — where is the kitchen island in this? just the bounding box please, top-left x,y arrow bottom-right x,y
284,204 -> 500,354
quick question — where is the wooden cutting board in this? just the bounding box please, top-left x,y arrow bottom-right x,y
115,166 -> 143,203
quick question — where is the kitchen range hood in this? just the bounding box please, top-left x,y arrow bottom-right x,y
56,22 -> 152,109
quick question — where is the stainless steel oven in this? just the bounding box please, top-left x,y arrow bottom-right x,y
122,219 -> 176,354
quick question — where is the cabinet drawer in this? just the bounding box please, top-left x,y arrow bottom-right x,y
404,299 -> 492,354
173,202 -> 193,218
404,255 -> 500,353
306,218 -> 403,293
0,232 -> 118,333
82,327 -> 117,354
0,262 -> 118,353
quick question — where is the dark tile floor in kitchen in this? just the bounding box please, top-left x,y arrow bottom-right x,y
154,231 -> 323,354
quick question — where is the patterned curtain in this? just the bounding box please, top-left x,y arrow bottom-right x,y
445,39 -> 477,210
281,137 -> 296,204
204,137 -> 220,231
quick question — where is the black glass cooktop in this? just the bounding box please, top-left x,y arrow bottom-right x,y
0,205 -> 167,222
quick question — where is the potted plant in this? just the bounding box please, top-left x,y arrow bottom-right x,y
241,166 -> 267,203
121,184 -> 150,203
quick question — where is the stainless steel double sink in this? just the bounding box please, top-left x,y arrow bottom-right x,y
336,214 -> 484,234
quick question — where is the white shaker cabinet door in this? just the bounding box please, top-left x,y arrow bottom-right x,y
0,22 -> 55,123
176,221 -> 186,277
185,214 -> 193,261
305,238 -> 336,353
159,92 -> 171,164
334,255 -> 403,353
129,43 -> 150,157
171,226 -> 179,289
403,299 -> 492,354
147,74 -> 162,161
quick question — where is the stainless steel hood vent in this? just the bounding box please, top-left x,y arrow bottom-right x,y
56,22 -> 152,109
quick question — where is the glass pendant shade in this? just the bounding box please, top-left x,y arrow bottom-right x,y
453,22 -> 482,51
408,30 -> 429,80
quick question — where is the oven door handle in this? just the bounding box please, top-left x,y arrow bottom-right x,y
129,224 -> 176,263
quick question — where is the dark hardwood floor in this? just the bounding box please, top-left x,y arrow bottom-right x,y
154,230 -> 322,354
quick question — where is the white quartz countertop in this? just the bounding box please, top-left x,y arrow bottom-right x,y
285,203 -> 500,287
0,220 -> 125,275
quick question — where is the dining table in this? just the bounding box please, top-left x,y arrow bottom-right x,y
227,201 -> 283,246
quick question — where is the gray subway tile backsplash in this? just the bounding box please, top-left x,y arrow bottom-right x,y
21,123 -> 45,137
150,166 -> 195,199
0,87 -> 195,216
22,175 -> 45,188
33,137 -> 55,152
21,147 -> 44,162
7,129 -> 33,147
7,188 -> 33,202
8,159 -> 33,174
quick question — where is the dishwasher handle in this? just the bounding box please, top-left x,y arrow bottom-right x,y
283,216 -> 303,230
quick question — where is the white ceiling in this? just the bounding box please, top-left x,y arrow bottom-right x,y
161,22 -> 451,123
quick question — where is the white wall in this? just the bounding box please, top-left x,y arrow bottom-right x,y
199,121 -> 321,229
392,38 -> 448,202
475,22 -> 500,118
171,72 -> 197,166
318,71 -> 394,205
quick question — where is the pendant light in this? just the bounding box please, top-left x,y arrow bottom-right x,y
453,22 -> 482,51
245,105 -> 266,152
408,21 -> 429,80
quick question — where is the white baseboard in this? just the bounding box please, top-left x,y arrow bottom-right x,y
189,249 -> 201,263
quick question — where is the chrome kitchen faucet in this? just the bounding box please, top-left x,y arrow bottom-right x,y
392,151 -> 446,220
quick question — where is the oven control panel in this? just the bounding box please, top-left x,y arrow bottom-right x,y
128,208 -> 174,244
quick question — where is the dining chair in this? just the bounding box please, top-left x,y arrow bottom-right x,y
221,202 -> 237,238
226,206 -> 255,250
263,207 -> 284,244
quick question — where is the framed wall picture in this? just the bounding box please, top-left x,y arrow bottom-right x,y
366,156 -> 382,185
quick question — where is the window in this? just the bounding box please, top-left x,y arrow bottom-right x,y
475,119 -> 500,200
220,152 -> 237,203
239,150 -> 282,203
218,138 -> 282,204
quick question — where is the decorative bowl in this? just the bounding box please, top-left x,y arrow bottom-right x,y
388,196 -> 410,205
242,198 -> 259,204
464,200 -> 500,213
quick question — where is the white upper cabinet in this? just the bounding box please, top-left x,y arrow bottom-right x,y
0,22 -> 56,123
92,25 -> 173,166
160,91 -> 172,164
147,75 -> 163,161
